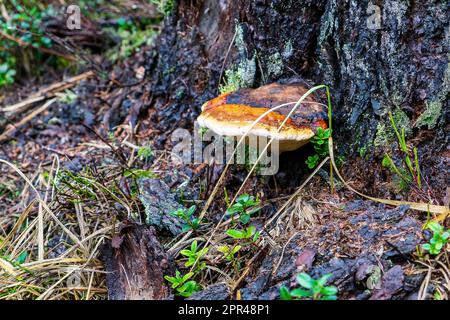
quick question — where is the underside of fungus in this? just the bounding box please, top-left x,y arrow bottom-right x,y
197,82 -> 328,152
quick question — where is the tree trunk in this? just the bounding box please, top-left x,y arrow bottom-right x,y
145,0 -> 448,196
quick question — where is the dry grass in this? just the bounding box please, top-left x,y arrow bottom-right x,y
0,154 -> 132,299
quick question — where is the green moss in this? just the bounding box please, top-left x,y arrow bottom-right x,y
234,23 -> 246,55
374,122 -> 389,147
266,52 -> 284,78
392,108 -> 411,135
415,100 -> 442,129
106,27 -> 158,61
219,58 -> 256,94
374,107 -> 411,147
415,57 -> 449,129
219,23 -> 256,94
358,144 -> 368,158
282,41 -> 294,59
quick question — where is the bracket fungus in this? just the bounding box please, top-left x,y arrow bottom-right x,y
197,83 -> 328,152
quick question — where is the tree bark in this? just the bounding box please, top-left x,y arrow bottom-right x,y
145,0 -> 448,194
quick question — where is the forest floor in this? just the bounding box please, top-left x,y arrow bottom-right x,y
0,1 -> 448,300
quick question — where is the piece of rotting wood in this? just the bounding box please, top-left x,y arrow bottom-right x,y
103,224 -> 173,300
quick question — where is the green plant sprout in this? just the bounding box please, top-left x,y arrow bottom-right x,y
226,194 -> 260,224
137,146 -> 153,161
217,244 -> 241,262
226,226 -> 260,243
422,221 -> 449,255
164,271 -> 200,297
123,169 -> 157,179
0,60 -> 16,87
198,127 -> 208,138
56,89 -> 77,104
382,112 -> 422,190
306,128 -> 332,169
180,240 -> 209,271
170,205 -> 202,232
280,273 -> 338,300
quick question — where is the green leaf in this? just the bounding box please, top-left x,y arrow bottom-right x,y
296,273 -> 314,289
182,272 -> 194,282
231,245 -> 241,254
227,203 -> 244,214
237,194 -> 251,204
217,245 -> 229,254
279,286 -> 292,300
16,251 -> 28,264
181,224 -> 192,232
123,169 -> 156,179
191,240 -> 198,252
427,221 -> 443,233
316,273 -> 332,287
164,275 -> 177,285
321,286 -> 338,296
180,249 -> 193,257
226,229 -> 245,239
239,213 -> 250,224
198,247 -> 209,256
290,288 -> 312,298
246,207 -> 261,215
187,205 -> 196,217
246,226 -> 256,237
320,295 -> 337,300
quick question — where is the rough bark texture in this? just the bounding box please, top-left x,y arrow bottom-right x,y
102,224 -> 172,300
144,0 -> 448,193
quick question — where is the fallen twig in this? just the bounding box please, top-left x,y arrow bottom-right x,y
1,71 -> 95,114
0,98 -> 57,143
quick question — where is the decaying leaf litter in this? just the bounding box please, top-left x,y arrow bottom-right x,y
0,1 -> 449,300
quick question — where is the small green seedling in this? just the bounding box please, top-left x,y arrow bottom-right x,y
180,240 -> 209,271
164,271 -> 200,297
433,290 -> 443,300
217,244 -> 241,262
280,273 -> 338,300
198,127 -> 208,138
382,112 -> 423,191
123,169 -> 157,179
56,89 -> 77,104
422,221 -> 449,255
306,128 -> 331,169
170,205 -> 202,232
137,146 -> 153,161
226,194 -> 261,224
226,226 -> 259,243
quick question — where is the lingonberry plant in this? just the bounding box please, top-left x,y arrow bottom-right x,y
164,271 -> 201,297
179,240 -> 209,271
226,226 -> 260,244
226,194 -> 260,224
170,205 -> 202,232
280,273 -> 338,300
306,128 -> 332,169
422,221 -> 449,255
